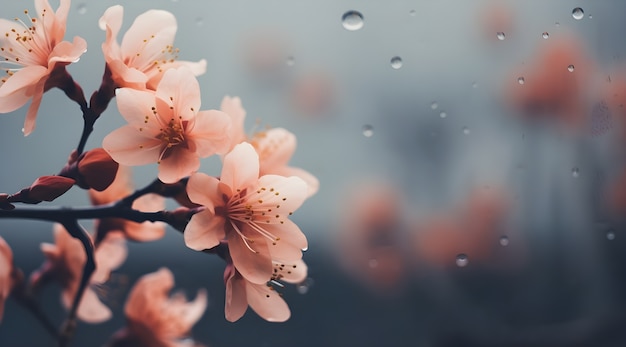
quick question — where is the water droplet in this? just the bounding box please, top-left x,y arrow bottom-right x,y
455,254 -> 469,267
286,56 -> 295,67
496,32 -> 506,41
439,111 -> 447,118
390,56 -> 403,69
572,167 -> 580,178
296,278 -> 314,294
607,231 -> 615,240
362,124 -> 374,137
368,259 -> 379,268
342,11 -> 364,31
431,102 -> 438,110
409,9 -> 416,16
567,64 -> 575,72
195,17 -> 204,26
472,82 -> 478,89
517,76 -> 525,85
588,14 -> 593,19
542,32 -> 549,39
462,126 -> 470,135
572,7 -> 584,20
77,3 -> 87,14
555,22 -> 561,27
499,236 -> 510,246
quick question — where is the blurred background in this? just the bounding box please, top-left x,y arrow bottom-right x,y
2,0 -> 626,346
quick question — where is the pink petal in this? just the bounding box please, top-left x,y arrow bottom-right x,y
255,128 -> 296,170
178,288 -> 208,328
124,194 -> 166,242
245,280 -> 290,322
98,5 -> 123,41
22,83 -> 45,136
92,232 -> 127,283
253,175 -> 308,222
145,59 -> 207,89
274,166 -> 319,198
184,210 -> 225,251
157,147 -> 200,184
48,36 -> 87,66
260,220 -> 307,260
108,60 -> 148,89
115,88 -> 160,130
72,288 -> 112,323
189,110 -> 232,156
155,67 -> 201,121
273,259 -> 308,284
227,231 -> 272,284
224,270 -> 248,322
220,96 -> 247,148
221,143 -> 259,192
125,267 -> 174,320
89,165 -> 133,206
120,10 -> 176,69
102,126 -> 163,166
0,66 -> 47,99
0,237 -> 13,322
187,172 -> 221,212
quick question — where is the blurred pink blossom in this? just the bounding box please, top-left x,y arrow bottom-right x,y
0,237 -> 21,322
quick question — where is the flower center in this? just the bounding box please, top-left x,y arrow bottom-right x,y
156,118 -> 186,163
128,34 -> 180,74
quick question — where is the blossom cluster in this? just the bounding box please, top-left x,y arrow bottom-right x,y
0,0 -> 317,345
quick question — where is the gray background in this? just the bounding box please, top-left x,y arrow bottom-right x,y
2,0 -> 626,346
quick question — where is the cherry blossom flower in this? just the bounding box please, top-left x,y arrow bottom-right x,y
109,268 -> 207,347
221,96 -> 318,197
35,224 -> 127,323
99,5 -> 206,90
184,142 -> 308,284
0,237 -> 18,322
89,165 -> 166,242
0,0 -> 87,135
103,67 -> 231,184
225,259 -> 307,322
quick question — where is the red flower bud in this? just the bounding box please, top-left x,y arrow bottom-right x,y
77,148 -> 119,191
28,176 -> 75,202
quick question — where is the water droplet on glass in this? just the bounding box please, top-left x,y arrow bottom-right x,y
342,11 -> 364,31
455,254 -> 469,267
195,17 -> 204,26
409,9 -> 416,16
368,259 -> 379,268
588,14 -> 593,19
463,127 -> 470,135
286,56 -> 295,67
572,7 -> 584,20
517,76 -> 525,85
542,32 -> 549,39
390,56 -> 403,69
472,82 -> 478,89
607,231 -> 615,240
439,111 -> 447,118
77,3 -> 87,14
362,124 -> 374,137
431,102 -> 438,110
572,167 -> 580,178
296,278 -> 314,294
496,32 -> 506,41
499,236 -> 510,246
567,64 -> 575,72
555,22 -> 560,27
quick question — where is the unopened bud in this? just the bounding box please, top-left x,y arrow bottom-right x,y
27,176 -> 75,202
0,193 -> 15,210
77,148 -> 119,191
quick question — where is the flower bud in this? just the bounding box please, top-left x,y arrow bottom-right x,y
0,193 -> 15,210
27,176 -> 75,202
76,148 -> 119,191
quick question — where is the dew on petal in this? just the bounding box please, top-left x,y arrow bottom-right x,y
362,124 -> 374,137
572,7 -> 584,20
342,11 -> 364,31
390,56 -> 403,69
496,32 -> 506,41
455,254 -> 469,267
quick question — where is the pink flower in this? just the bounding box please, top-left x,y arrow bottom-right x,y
184,142 -> 308,284
37,224 -> 127,323
119,268 -> 207,347
89,165 -> 166,242
225,259 -> 307,322
0,0 -> 87,135
221,96 -> 318,197
99,5 -> 206,90
103,67 -> 231,184
0,237 -> 19,322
